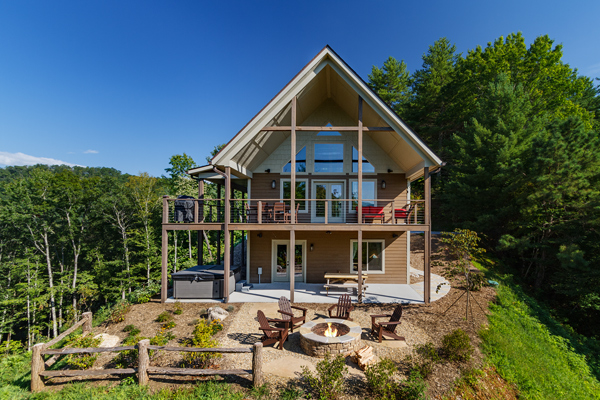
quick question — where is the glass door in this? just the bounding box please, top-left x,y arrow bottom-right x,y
271,240 -> 306,282
313,182 -> 345,223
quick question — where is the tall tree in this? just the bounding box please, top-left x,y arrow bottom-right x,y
368,56 -> 413,116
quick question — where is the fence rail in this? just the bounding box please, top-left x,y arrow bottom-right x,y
31,315 -> 263,392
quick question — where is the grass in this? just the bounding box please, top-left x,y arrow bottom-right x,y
476,258 -> 600,400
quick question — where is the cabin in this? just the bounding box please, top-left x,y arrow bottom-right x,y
160,46 -> 442,304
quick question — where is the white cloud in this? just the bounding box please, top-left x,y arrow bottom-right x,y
83,149 -> 99,154
586,62 -> 600,77
0,151 -> 83,167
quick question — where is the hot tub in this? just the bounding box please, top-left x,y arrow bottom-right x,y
171,264 -> 240,299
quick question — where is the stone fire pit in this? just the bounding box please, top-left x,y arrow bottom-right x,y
299,318 -> 362,358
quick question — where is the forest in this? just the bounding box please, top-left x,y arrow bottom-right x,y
1,32 -> 599,354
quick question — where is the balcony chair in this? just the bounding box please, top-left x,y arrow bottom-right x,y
277,296 -> 307,333
256,310 -> 288,350
370,304 -> 405,343
327,294 -> 354,320
273,202 -> 286,223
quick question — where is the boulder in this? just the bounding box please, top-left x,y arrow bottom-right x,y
207,306 -> 229,322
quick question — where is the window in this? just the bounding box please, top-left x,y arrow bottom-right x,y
317,122 -> 342,136
352,147 -> 375,173
314,143 -> 344,173
351,240 -> 384,273
281,179 -> 307,212
350,180 -> 376,211
283,146 -> 307,173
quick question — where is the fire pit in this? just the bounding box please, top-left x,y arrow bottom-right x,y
299,318 -> 362,358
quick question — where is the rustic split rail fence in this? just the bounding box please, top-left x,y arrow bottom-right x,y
31,312 -> 264,392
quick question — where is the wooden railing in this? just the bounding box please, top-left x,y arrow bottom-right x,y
31,315 -> 264,393
163,196 -> 426,225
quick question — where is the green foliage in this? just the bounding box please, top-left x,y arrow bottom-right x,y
173,301 -> 183,315
156,311 -> 173,323
368,56 -> 413,115
127,282 -> 160,304
250,383 -> 270,399
109,300 -> 131,323
407,342 -> 441,378
0,341 -> 25,356
301,353 -> 348,400
113,334 -> 144,369
226,305 -> 235,312
162,321 -> 176,330
397,371 -> 427,400
441,329 -> 473,362
365,358 -> 399,399
279,385 -> 304,400
181,319 -> 222,368
65,334 -> 102,370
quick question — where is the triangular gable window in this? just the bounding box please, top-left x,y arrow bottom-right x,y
317,122 -> 342,136
352,147 -> 375,173
283,146 -> 307,172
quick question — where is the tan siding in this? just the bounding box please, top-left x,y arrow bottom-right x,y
249,231 -> 407,284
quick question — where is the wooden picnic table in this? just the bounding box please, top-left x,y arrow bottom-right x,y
323,272 -> 368,296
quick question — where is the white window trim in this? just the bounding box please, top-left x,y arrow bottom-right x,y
349,239 -> 385,274
313,142 -> 345,174
282,146 -> 308,175
348,179 -> 377,214
280,179 -> 309,213
351,146 -> 377,174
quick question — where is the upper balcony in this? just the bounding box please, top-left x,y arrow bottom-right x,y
162,196 -> 427,231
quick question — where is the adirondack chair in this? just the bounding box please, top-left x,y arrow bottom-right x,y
273,202 -> 286,223
257,310 -> 288,350
371,305 -> 405,343
277,296 -> 307,333
327,294 -> 354,320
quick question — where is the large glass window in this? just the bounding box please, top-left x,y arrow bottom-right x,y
351,180 -> 376,211
352,147 -> 375,173
282,180 -> 307,211
351,240 -> 384,273
314,143 -> 344,173
283,146 -> 307,173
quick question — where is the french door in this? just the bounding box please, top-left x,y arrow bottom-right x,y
312,181 -> 345,223
271,240 -> 306,282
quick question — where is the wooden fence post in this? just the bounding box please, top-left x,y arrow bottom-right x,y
31,343 -> 45,392
82,312 -> 92,335
252,342 -> 263,387
137,339 -> 150,386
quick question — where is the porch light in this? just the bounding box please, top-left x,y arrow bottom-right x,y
381,180 -> 386,189
257,232 -> 263,238
310,244 -> 314,251
271,180 -> 276,189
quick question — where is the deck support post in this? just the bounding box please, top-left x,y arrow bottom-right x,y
217,183 -> 222,264
290,229 -> 295,303
291,96 -> 297,225
358,229 -> 363,303
161,196 -> 169,303
424,167 -> 431,304
198,179 -> 204,265
224,167 -> 231,303
358,96 -> 363,225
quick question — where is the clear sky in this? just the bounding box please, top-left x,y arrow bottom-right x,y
1,0 -> 599,177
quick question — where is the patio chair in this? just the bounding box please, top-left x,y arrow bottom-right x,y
370,304 -> 405,343
273,202 -> 286,223
394,204 -> 416,224
284,202 -> 300,223
257,310 -> 288,350
327,294 -> 354,320
277,296 -> 307,333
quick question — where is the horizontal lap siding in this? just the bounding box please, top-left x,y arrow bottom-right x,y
249,231 -> 407,284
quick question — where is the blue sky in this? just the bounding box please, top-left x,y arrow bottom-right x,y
1,1 -> 599,177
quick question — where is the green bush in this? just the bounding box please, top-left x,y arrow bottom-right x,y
114,334 -> 145,368
182,319 -> 222,368
398,370 -> 427,400
0,341 -> 24,356
156,311 -> 173,323
65,335 -> 102,370
301,353 -> 347,400
441,329 -> 473,362
173,301 -> 183,315
127,282 -> 160,304
226,305 -> 235,312
109,300 -> 131,323
407,342 -> 440,378
161,321 -> 176,330
123,324 -> 140,336
365,358 -> 399,399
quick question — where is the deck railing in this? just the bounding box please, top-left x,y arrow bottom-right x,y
163,197 -> 425,225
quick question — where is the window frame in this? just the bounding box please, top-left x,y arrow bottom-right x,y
349,179 -> 377,213
349,239 -> 385,274
280,179 -> 309,213
313,143 -> 345,174
282,146 -> 308,174
351,146 -> 376,174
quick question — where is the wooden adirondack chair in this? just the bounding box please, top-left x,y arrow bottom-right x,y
327,294 -> 354,320
257,310 -> 288,350
277,296 -> 307,333
371,305 -> 405,343
273,202 -> 286,223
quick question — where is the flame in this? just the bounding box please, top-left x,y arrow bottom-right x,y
324,322 -> 338,337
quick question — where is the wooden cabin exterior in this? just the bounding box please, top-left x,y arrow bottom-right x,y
160,46 -> 443,304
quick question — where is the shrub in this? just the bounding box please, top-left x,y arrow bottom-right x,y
301,353 -> 347,400
110,300 -> 131,323
181,319 -> 222,368
156,311 -> 173,323
162,321 -> 176,330
127,282 -> 160,304
123,324 -> 136,332
441,329 -> 473,362
365,358 -> 399,399
114,334 -> 144,368
0,341 -> 24,356
398,370 -> 427,400
226,305 -> 235,312
407,342 -> 440,378
173,301 -> 183,315
65,335 -> 102,370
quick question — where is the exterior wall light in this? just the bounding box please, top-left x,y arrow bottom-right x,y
271,180 -> 276,189
310,244 -> 314,251
381,180 -> 386,189
257,232 -> 263,238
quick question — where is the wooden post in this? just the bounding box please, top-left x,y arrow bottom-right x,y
82,312 -> 92,335
358,96 -> 363,225
224,167 -> 231,303
324,201 -> 328,225
290,229 -> 295,303
291,96 -> 296,225
162,195 -> 169,224
31,343 -> 45,392
217,184 -> 222,264
258,201 -> 262,224
161,226 -> 168,303
357,230 -> 363,303
252,342 -> 263,387
137,339 -> 150,386
198,179 -> 204,265
424,167 -> 431,304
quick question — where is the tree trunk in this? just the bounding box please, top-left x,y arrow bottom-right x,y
43,232 -> 58,338
27,260 -> 32,351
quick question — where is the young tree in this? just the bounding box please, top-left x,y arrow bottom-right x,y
368,56 -> 413,116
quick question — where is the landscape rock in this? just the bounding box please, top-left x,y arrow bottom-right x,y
207,306 -> 229,322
